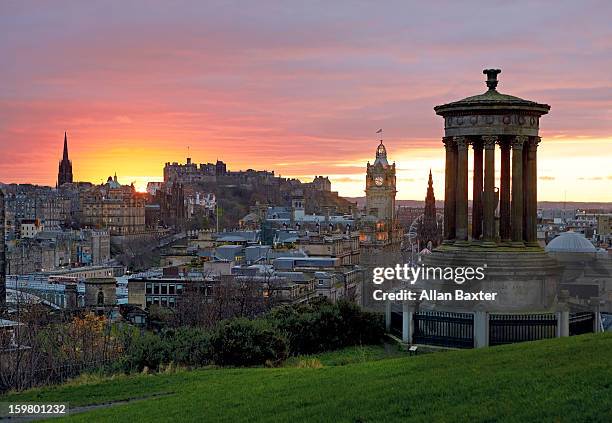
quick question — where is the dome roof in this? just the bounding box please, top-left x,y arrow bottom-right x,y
545,232 -> 597,253
434,69 -> 550,116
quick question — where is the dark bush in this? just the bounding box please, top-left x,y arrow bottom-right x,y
166,327 -> 212,366
210,318 -> 288,366
119,327 -> 212,371
120,331 -> 170,372
118,299 -> 382,372
266,299 -> 384,355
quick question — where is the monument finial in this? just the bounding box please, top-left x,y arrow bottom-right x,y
483,68 -> 501,91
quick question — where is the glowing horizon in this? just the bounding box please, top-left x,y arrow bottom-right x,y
1,2 -> 611,202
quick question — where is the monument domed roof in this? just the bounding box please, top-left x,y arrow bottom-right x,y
545,232 -> 597,253
434,69 -> 550,116
452,88 -> 539,106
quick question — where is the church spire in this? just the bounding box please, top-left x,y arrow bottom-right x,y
57,131 -> 74,186
63,131 -> 69,161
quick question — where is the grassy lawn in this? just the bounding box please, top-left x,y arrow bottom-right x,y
2,333 -> 611,422
283,343 -> 406,367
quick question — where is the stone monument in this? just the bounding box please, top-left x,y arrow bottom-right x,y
421,69 -> 561,313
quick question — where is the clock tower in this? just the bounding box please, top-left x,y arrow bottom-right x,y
360,137 -> 403,311
365,140 -> 396,221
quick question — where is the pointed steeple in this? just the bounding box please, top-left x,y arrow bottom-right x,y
418,169 -> 441,248
63,132 -> 69,161
427,169 -> 434,196
58,131 -> 74,186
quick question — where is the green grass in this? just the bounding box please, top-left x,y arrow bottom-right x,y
283,344 -> 406,367
3,334 -> 612,422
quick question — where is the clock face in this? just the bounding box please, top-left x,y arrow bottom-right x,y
374,176 -> 384,186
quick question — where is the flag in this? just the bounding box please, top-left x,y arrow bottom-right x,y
376,128 -> 383,133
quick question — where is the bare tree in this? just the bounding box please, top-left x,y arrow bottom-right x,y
1,292 -> 122,393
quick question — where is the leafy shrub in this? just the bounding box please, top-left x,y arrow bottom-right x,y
120,331 -> 170,372
210,318 -> 288,366
118,299 -> 382,372
118,327 -> 212,372
164,327 -> 212,366
266,299 -> 384,355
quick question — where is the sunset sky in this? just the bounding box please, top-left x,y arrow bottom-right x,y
1,1 -> 611,201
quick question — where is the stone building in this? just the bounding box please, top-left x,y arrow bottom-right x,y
84,277 -> 117,307
1,184 -> 71,237
164,157 -> 226,183
80,175 -> 146,235
6,229 -> 110,274
360,139 -> 403,247
155,182 -> 187,228
78,229 -> 111,265
596,214 -> 612,244
308,176 -> 332,192
358,139 -> 404,311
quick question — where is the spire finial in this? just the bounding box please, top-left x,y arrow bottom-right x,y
62,131 -> 69,160
483,68 -> 501,91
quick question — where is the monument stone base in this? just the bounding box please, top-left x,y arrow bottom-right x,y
417,245 -> 562,313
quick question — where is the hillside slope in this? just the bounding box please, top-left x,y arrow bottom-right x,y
4,334 -> 612,422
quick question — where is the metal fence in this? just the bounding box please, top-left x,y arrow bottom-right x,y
569,312 -> 594,336
413,311 -> 474,348
390,311 -> 403,338
489,313 -> 557,346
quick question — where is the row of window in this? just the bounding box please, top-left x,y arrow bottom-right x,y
145,283 -> 184,295
146,296 -> 177,308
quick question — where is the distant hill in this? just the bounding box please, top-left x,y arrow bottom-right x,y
6,333 -> 611,422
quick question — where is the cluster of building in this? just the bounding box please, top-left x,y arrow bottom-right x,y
138,141 -> 406,311
129,227 -> 363,310
1,76 -> 611,349
5,229 -> 110,274
538,208 -> 612,248
2,136 -> 148,240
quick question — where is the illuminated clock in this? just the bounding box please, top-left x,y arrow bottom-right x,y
374,176 -> 384,186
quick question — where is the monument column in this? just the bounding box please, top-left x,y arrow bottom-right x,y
511,136 -> 527,247
442,137 -> 456,242
525,137 -> 540,246
499,140 -> 511,242
481,135 -> 497,246
454,136 -> 469,245
471,140 -> 483,241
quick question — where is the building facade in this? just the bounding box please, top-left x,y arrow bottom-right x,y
80,175 -> 146,235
